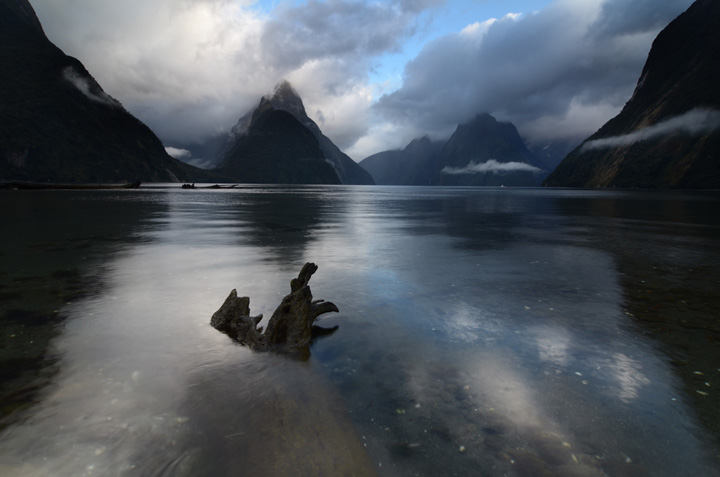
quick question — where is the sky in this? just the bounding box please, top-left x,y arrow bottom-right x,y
31,0 -> 695,161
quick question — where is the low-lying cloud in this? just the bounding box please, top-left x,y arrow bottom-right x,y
165,146 -> 216,169
62,66 -> 119,107
582,108 -> 720,150
442,159 -> 543,175
165,147 -> 191,159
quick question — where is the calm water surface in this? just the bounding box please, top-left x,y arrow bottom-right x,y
0,186 -> 719,476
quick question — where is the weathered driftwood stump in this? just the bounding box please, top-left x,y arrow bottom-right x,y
211,263 -> 339,353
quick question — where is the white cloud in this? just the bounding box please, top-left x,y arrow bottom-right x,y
582,108 -> 720,150
441,159 -> 543,175
165,147 -> 192,159
62,66 -> 120,107
287,59 -> 374,150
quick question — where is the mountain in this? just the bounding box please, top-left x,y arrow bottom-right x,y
359,136 -> 444,185
0,0 -> 208,183
211,81 -> 374,185
362,114 -> 547,186
543,0 -> 720,188
435,114 -> 548,186
214,98 -> 340,184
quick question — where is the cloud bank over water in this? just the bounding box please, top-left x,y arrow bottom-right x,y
582,108 -> 720,151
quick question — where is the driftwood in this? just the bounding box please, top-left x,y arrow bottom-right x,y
211,263 -> 339,353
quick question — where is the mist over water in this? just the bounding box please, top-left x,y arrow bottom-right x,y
1,186 -> 718,476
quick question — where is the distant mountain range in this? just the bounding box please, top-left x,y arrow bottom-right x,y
0,0 -> 212,183
360,113 -> 549,186
5,0 -> 717,188
544,0 -> 720,188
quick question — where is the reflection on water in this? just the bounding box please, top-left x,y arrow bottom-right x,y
0,186 -> 719,476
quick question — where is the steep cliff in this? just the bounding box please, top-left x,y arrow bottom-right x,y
543,0 -> 720,188
0,0 -> 206,182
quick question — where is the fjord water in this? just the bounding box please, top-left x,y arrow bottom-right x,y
1,186 -> 719,476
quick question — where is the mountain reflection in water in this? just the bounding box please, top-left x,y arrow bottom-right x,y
0,186 -> 718,476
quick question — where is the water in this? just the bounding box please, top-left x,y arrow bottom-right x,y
1,185 -> 719,476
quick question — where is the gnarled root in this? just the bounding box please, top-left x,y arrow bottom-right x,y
210,263 -> 339,353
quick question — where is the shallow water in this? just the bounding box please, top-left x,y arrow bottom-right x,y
1,186 -> 719,476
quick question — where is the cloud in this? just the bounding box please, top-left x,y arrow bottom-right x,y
32,0 -> 438,148
31,0 -> 695,159
259,0 -> 440,70
165,147 -> 191,159
441,159 -> 543,175
62,66 -> 120,107
373,0 -> 693,148
34,0 -> 269,143
582,108 -> 720,151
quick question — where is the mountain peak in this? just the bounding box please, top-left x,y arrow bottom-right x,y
431,112 -> 547,186
212,80 -> 374,184
0,0 -> 45,37
264,80 -> 307,119
272,80 -> 300,102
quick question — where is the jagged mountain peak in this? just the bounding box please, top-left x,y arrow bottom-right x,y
264,80 -> 307,118
217,80 -> 374,185
229,80 -> 307,139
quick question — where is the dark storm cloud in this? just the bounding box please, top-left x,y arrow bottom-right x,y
374,0 -> 694,144
259,0 -> 442,70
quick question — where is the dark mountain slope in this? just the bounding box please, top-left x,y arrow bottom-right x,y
544,0 -> 720,188
0,0 -> 207,183
216,100 -> 340,184
360,136 -> 444,185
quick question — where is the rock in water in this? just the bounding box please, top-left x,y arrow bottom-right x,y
211,263 -> 339,354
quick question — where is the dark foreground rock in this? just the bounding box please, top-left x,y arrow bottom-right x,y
211,263 -> 339,353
